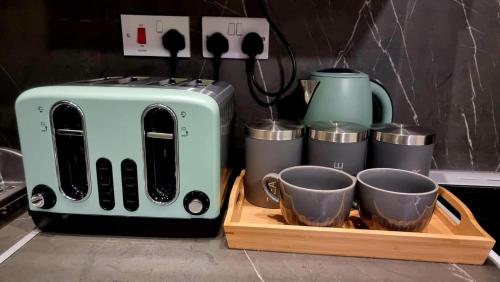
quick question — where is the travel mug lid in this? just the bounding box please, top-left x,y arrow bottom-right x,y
308,121 -> 369,143
245,119 -> 304,141
371,123 -> 435,145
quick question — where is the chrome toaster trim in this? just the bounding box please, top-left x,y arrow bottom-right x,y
141,104 -> 180,206
50,101 -> 92,202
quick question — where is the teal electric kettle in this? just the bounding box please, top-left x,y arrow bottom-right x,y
301,68 -> 393,127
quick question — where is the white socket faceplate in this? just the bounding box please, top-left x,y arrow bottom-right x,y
120,15 -> 191,57
202,17 -> 269,59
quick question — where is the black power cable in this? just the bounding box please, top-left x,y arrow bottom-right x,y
242,0 -> 297,106
246,72 -> 281,106
162,29 -> 186,83
206,32 -> 229,81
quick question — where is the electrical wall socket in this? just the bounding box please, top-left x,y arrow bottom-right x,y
202,17 -> 269,59
120,15 -> 191,57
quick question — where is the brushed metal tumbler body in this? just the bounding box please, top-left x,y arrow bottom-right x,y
307,121 -> 369,176
245,120 -> 304,208
369,123 -> 436,176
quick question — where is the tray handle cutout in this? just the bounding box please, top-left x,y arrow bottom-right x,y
438,187 -> 491,238
235,184 -> 244,207
227,173 -> 245,223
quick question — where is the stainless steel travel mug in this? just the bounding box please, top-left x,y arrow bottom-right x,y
245,119 -> 304,208
307,121 -> 369,175
369,123 -> 436,175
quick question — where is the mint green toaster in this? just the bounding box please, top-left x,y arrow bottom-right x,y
15,77 -> 234,230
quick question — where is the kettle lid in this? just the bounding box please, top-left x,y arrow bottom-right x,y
311,68 -> 368,78
371,123 -> 435,145
308,121 -> 369,143
245,119 -> 304,141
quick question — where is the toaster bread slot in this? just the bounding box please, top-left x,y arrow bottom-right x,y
143,105 -> 178,204
157,78 -> 189,86
51,102 -> 90,201
90,76 -> 150,85
96,158 -> 114,210
121,159 -> 139,211
68,76 -> 124,85
116,76 -> 149,85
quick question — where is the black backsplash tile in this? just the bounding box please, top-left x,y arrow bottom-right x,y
1,0 -> 499,171
443,185 -> 500,253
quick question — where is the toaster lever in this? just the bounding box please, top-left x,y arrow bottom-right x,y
146,132 -> 174,140
51,102 -> 90,201
56,128 -> 84,136
143,105 -> 178,204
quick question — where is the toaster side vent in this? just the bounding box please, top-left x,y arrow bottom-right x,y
51,102 -> 90,201
121,159 -> 139,211
142,105 -> 178,205
96,158 -> 115,210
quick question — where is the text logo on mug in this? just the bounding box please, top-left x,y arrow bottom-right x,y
266,180 -> 278,203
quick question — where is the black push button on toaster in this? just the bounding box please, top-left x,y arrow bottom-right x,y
51,102 -> 90,201
96,158 -> 115,210
31,185 -> 57,209
143,105 -> 178,204
184,191 -> 210,215
121,159 -> 139,211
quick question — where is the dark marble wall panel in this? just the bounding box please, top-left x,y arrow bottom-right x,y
0,0 -> 499,171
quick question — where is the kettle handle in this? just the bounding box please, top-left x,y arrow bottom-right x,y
370,79 -> 393,123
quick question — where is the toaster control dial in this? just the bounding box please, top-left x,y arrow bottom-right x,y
188,199 -> 203,214
31,185 -> 56,209
184,191 -> 210,215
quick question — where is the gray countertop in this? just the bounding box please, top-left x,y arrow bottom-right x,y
0,213 -> 499,281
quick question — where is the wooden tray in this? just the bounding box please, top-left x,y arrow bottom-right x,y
219,168 -> 232,205
224,170 -> 495,265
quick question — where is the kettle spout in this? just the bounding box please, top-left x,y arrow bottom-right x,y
300,80 -> 320,105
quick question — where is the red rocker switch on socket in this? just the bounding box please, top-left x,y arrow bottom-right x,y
137,27 -> 147,44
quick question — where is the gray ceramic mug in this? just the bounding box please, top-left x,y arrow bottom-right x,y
356,168 -> 439,232
262,166 -> 356,227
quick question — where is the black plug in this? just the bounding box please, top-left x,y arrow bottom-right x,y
243,0 -> 298,107
242,32 -> 264,56
206,32 -> 229,81
241,32 -> 264,74
162,29 -> 186,82
241,32 -> 281,106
